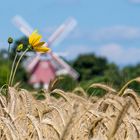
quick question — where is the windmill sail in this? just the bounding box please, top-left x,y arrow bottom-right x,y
48,17 -> 77,46
12,15 -> 33,36
50,52 -> 79,79
12,15 -> 79,87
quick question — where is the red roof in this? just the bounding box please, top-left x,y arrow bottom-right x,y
29,60 -> 56,84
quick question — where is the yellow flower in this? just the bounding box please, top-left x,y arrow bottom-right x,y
29,30 -> 50,53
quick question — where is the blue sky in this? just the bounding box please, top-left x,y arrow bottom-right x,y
1,0 -> 140,66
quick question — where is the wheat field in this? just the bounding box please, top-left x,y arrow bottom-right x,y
0,78 -> 140,140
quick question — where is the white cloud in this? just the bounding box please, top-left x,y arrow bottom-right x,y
64,45 -> 95,59
97,43 -> 140,65
64,43 -> 140,66
129,0 -> 140,3
41,24 -> 140,66
93,26 -> 140,41
71,26 -> 140,42
41,25 -> 140,43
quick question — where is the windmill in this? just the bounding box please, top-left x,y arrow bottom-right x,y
12,15 -> 79,89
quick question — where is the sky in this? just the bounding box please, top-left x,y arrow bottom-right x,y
1,0 -> 140,66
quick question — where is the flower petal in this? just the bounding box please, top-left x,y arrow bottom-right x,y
29,31 -> 37,44
29,30 -> 50,53
29,31 -> 42,46
33,42 -> 45,48
32,34 -> 42,46
34,46 -> 50,53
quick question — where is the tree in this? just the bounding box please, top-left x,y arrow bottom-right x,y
72,54 -> 108,81
103,63 -> 123,89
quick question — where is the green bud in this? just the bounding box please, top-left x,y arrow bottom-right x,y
16,44 -> 24,52
8,37 -> 13,44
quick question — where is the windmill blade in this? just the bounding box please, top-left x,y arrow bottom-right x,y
12,15 -> 33,36
48,17 -> 77,47
50,52 -> 79,79
12,15 -> 79,79
12,15 -> 77,47
46,17 -> 79,79
12,15 -> 43,72
54,52 -> 69,57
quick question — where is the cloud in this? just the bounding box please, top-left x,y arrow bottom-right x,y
41,24 -> 140,66
41,24 -> 140,44
93,26 -> 140,41
64,43 -> 140,66
129,0 -> 140,3
63,45 -> 95,59
71,26 -> 140,42
97,43 -> 140,66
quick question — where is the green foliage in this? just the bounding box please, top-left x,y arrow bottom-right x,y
87,87 -> 106,97
103,63 -> 123,89
0,37 -> 32,89
9,37 -> 33,89
10,37 -> 29,60
0,62 -> 9,85
0,50 -> 9,86
34,89 -> 46,100
121,65 -> 140,94
72,54 -> 108,81
49,75 -> 77,92
72,53 -> 140,92
122,64 -> 140,79
1,36 -> 140,97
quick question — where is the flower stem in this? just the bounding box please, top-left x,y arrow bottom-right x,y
8,52 -> 18,86
6,44 -> 11,84
10,48 -> 29,86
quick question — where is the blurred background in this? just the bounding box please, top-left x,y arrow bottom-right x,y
1,0 -> 140,93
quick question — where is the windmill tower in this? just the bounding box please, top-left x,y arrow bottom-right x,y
12,15 -> 79,89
